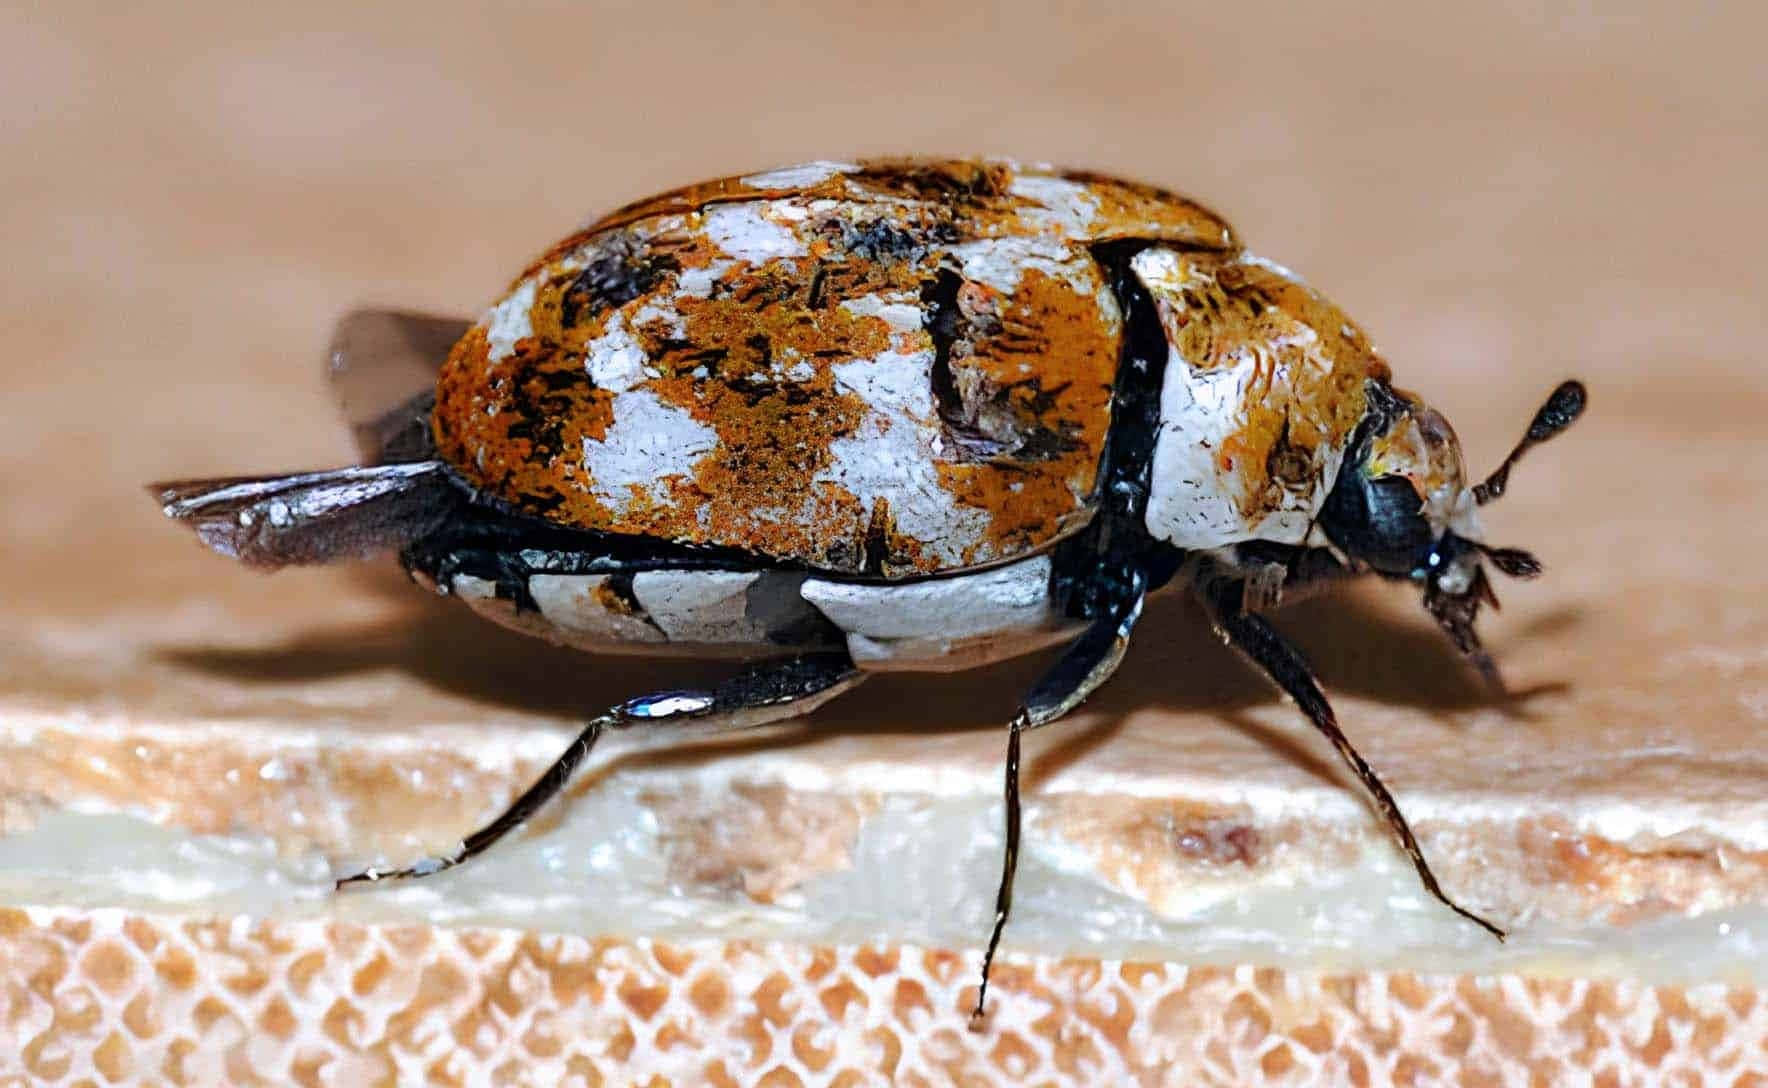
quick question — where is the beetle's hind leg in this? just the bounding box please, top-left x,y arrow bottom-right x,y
335,652 -> 863,887
1202,582 -> 1506,940
972,583 -> 1147,1024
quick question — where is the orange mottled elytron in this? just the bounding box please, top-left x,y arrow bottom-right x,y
433,159 -> 1235,577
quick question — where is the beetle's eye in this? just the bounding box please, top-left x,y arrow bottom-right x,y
1320,471 -> 1434,576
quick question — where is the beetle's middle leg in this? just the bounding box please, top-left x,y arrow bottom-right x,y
336,651 -> 862,887
971,581 -> 1147,1023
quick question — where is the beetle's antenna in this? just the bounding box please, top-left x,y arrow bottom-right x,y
1475,542 -> 1542,579
1473,380 -> 1587,505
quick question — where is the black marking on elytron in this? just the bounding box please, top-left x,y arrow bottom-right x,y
1264,414 -> 1313,489
1049,239 -> 1187,621
728,274 -> 788,314
1008,381 -> 1088,464
921,266 -> 1083,464
496,356 -> 576,496
1010,419 -> 1087,463
853,162 -> 1010,204
861,501 -> 891,578
559,236 -> 681,325
820,215 -> 931,264
921,268 -> 1006,459
838,207 -> 958,264
654,341 -> 730,375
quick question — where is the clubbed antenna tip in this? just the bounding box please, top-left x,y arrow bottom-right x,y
1474,380 -> 1587,505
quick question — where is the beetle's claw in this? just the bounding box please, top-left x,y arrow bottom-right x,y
1470,650 -> 1506,694
335,852 -> 458,889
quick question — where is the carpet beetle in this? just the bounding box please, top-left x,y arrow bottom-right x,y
152,159 -> 1586,1019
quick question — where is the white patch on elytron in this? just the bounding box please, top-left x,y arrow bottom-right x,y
583,312 -> 648,392
628,295 -> 686,339
700,202 -> 806,264
1136,246 -> 1341,549
839,293 -> 924,333
582,390 -> 719,514
527,574 -> 664,644
484,277 -> 538,363
814,346 -> 990,569
739,160 -> 860,189
1239,251 -> 1308,285
1006,173 -> 1102,236
1127,243 -> 1196,296
675,258 -> 735,299
946,235 -> 1091,294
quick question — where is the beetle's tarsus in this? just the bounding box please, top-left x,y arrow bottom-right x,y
335,857 -> 447,889
973,717 -> 1023,1023
1471,650 -> 1507,696
335,850 -> 464,889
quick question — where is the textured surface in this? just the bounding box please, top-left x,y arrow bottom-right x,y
6,908 -> 1768,1086
4,1 -> 1767,1083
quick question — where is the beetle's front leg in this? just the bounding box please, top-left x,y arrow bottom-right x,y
336,652 -> 863,887
971,577 -> 1146,1024
1202,580 -> 1506,940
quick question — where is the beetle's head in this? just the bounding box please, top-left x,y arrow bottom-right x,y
1320,379 -> 1587,685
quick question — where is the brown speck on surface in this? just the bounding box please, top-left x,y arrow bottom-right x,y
641,783 -> 871,904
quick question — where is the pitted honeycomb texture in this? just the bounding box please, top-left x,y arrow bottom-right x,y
3,908 -> 1766,1085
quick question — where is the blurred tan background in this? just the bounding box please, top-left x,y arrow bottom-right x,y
6,2 -> 1764,615
3,3 -> 1766,775
4,0 -> 1765,761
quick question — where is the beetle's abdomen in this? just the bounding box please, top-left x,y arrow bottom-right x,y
433,161 -> 1233,577
438,556 -> 1075,672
